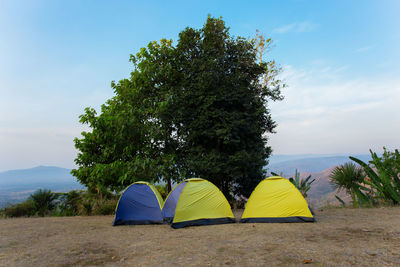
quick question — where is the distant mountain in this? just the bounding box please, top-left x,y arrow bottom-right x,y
1,154 -> 372,208
304,167 -> 356,208
267,154 -> 371,175
268,154 -> 333,165
0,166 -> 84,207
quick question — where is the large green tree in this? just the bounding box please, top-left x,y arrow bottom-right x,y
173,17 -> 283,198
72,16 -> 284,197
72,39 -> 181,192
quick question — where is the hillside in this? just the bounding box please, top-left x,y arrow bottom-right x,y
1,208 -> 399,266
267,154 -> 370,175
0,154 -> 370,208
0,166 -> 84,207
297,167 -> 352,207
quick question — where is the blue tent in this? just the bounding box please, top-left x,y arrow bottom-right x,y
113,181 -> 164,226
162,181 -> 187,223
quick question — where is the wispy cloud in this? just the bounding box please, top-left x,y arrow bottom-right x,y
355,45 -> 374,53
273,21 -> 318,34
273,23 -> 296,34
269,64 -> 400,154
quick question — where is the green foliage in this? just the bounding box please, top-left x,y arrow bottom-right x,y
329,162 -> 372,208
77,189 -> 118,216
335,195 -> 346,206
56,190 -> 84,216
173,17 -> 284,198
29,189 -> 58,216
350,148 -> 400,205
288,170 -> 315,198
155,184 -> 168,199
92,199 -> 118,215
80,197 -> 95,216
1,188 -> 120,218
72,16 -> 284,198
2,200 -> 36,217
72,39 -> 181,192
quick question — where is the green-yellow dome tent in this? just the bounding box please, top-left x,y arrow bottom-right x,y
241,176 -> 315,223
162,178 -> 235,228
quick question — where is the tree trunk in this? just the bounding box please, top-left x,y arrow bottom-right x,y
351,191 -> 358,208
167,177 -> 172,193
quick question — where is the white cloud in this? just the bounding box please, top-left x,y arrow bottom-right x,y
273,23 -> 297,34
355,45 -> 374,53
273,21 -> 318,34
268,64 -> 400,154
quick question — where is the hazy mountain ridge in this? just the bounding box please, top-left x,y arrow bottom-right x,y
0,154 -> 371,207
267,154 -> 370,175
0,166 -> 84,207
0,166 -> 76,185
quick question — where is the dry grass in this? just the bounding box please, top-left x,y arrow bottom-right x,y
1,207 -> 399,266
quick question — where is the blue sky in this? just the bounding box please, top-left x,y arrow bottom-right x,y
0,0 -> 399,171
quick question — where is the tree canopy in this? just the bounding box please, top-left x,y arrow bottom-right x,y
72,16 -> 284,198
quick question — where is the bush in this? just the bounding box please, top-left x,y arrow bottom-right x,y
329,162 -> 369,208
56,190 -> 84,216
30,189 -> 58,216
1,189 -> 120,217
3,200 -> 36,217
351,147 -> 400,205
92,199 -> 118,215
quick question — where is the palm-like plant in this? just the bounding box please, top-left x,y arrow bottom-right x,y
329,162 -> 368,208
29,189 -> 57,216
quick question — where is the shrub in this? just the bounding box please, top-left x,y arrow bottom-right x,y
351,148 -> 400,205
92,199 -> 118,215
30,189 -> 58,216
57,190 -> 83,216
3,200 -> 36,217
79,197 -> 94,215
329,162 -> 370,208
288,170 -> 315,198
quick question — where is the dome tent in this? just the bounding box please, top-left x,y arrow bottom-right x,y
162,178 -> 235,229
113,181 -> 164,226
241,176 -> 315,223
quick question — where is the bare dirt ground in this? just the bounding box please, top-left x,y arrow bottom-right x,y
1,207 -> 400,267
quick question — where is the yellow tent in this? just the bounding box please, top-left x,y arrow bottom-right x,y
162,178 -> 235,228
241,176 -> 314,223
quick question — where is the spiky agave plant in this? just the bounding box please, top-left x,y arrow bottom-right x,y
289,170 -> 315,198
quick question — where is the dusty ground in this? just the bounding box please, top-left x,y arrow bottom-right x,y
0,207 -> 399,267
